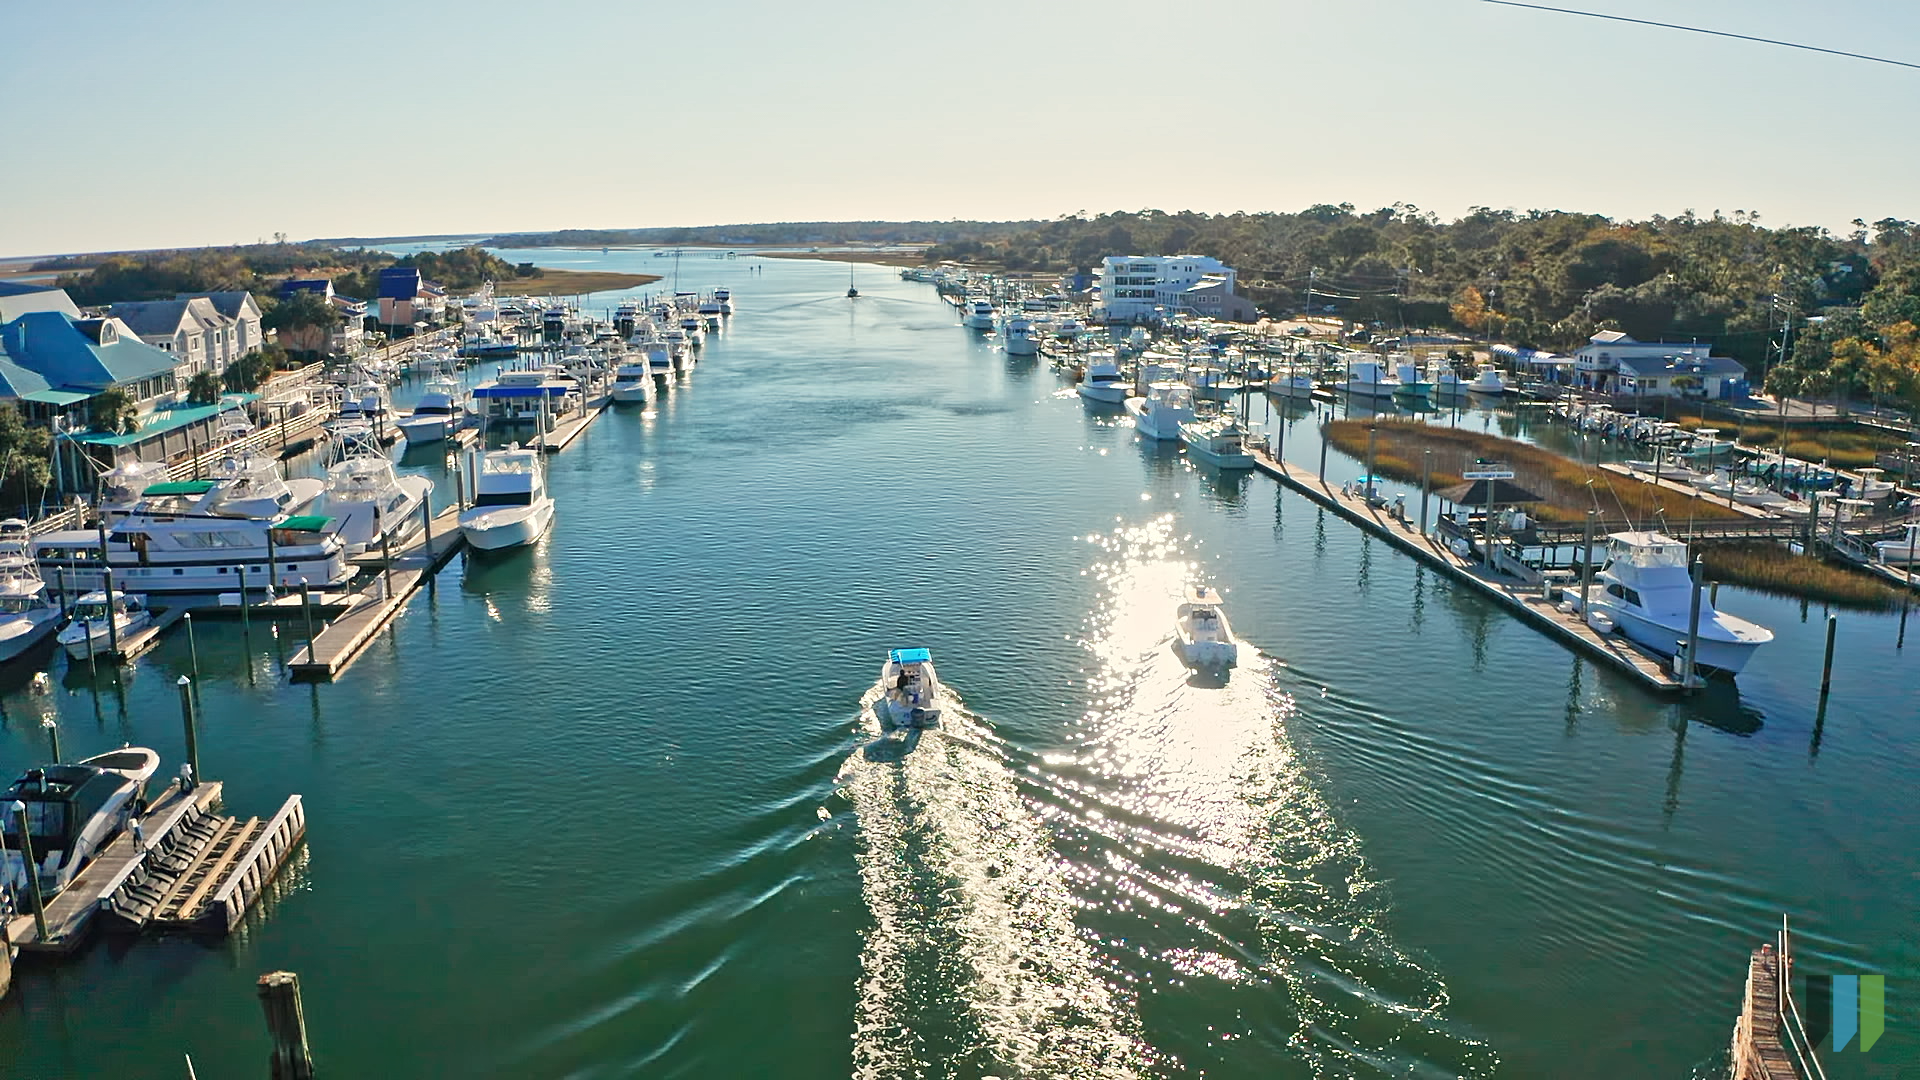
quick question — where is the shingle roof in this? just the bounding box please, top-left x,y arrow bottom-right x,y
106,298 -> 199,337
189,290 -> 261,321
0,284 -> 81,323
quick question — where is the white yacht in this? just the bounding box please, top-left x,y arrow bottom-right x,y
1003,316 -> 1040,356
642,341 -> 675,384
1175,586 -> 1239,670
1393,360 -> 1433,400
1339,359 -> 1401,397
2,747 -> 160,900
1264,364 -> 1316,400
714,287 -> 733,316
97,460 -> 172,524
611,357 -> 655,403
1430,363 -> 1468,397
0,520 -> 62,663
1581,531 -> 1773,675
57,590 -> 151,660
459,445 -> 554,551
396,376 -> 469,445
1468,366 -> 1508,395
963,298 -> 997,330
309,454 -> 432,555
697,297 -> 724,328
1077,354 -> 1130,403
1125,382 -> 1197,441
875,647 -> 943,729
1188,365 -> 1243,403
1178,416 -> 1257,469
678,315 -> 706,348
34,493 -> 351,594
329,381 -> 394,437
1875,523 -> 1920,565
661,328 -> 692,369
201,451 -> 324,518
472,368 -> 572,425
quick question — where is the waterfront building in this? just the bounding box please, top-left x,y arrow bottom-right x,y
1572,330 -> 1749,399
106,292 -> 265,376
1096,255 -> 1250,323
376,267 -> 447,335
280,278 -> 366,356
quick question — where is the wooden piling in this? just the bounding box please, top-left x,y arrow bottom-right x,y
103,566 -> 120,657
257,970 -> 316,1080
1820,615 -> 1838,697
177,676 -> 200,780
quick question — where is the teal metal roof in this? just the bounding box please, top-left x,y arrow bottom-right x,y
19,388 -> 89,405
70,395 -> 258,447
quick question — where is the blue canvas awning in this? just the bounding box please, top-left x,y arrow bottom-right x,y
472,382 -> 569,398
888,648 -> 932,664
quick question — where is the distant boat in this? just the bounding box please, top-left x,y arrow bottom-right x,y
875,648 -> 943,729
1175,586 -> 1239,670
847,264 -> 859,299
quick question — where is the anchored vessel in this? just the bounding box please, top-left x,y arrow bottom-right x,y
1,747 -> 160,901
875,647 -> 943,729
1581,531 -> 1773,675
1126,382 -> 1196,441
1175,586 -> 1239,670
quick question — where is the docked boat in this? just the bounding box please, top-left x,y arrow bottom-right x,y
309,454 -> 432,556
1125,382 -> 1196,441
611,357 -> 655,403
1175,586 -> 1239,670
1875,523 -> 1920,565
1851,467 -> 1896,500
642,341 -> 675,384
201,450 -> 324,519
1393,361 -> 1433,400
1077,354 -> 1130,403
1003,316 -> 1040,356
963,298 -> 997,330
1468,366 -> 1508,395
1178,416 -> 1257,469
1623,459 -> 1711,485
678,315 -> 706,348
1580,531 -> 1773,675
1188,365 -> 1244,403
697,297 -> 724,328
97,460 -> 172,524
714,287 -> 733,316
661,328 -> 692,368
56,590 -> 151,660
395,375 -> 469,445
2,747 -> 160,901
1339,359 -> 1401,397
472,368 -> 572,425
1264,364 -> 1316,400
34,491 -> 350,594
459,445 -> 554,551
1430,363 -> 1468,397
875,647 -> 943,729
0,520 -> 62,663
328,381 -> 394,438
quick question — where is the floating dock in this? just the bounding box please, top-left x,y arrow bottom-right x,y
535,393 -> 609,453
287,507 -> 465,682
1253,447 -> 1687,693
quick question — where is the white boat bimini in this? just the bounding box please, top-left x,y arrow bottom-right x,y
1077,354 -> 1130,404
1179,416 -> 1257,469
57,590 -> 151,660
2,746 -> 160,901
876,647 -> 943,729
0,519 -> 62,663
1126,382 -> 1196,441
459,445 -> 555,551
1175,586 -> 1239,670
1581,531 -> 1773,675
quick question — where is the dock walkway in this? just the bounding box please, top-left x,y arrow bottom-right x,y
1253,447 -> 1686,692
536,393 -> 609,453
287,507 -> 465,682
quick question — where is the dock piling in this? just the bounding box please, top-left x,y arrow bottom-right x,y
177,676 -> 200,780
53,566 -> 68,618
1682,557 -> 1705,688
257,970 -> 316,1080
1420,450 -> 1432,535
1318,421 -> 1328,481
42,716 -> 59,764
1820,615 -> 1838,697
238,567 -> 251,636
103,566 -> 120,657
11,802 -> 47,941
299,584 -> 316,666
185,612 -> 201,686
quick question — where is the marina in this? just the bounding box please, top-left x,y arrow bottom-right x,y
0,252 -> 1911,1078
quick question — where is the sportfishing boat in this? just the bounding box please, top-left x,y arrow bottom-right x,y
610,357 -> 655,403
201,450 -> 324,519
1393,361 -> 1434,400
1125,382 -> 1196,441
1264,364 -> 1316,400
97,460 -> 172,524
963,298 -> 997,330
1178,416 -> 1257,469
1875,523 -> 1920,565
309,454 -> 432,555
1175,585 -> 1239,670
2,746 -> 160,901
395,376 -> 469,444
56,590 -> 151,660
459,445 -> 554,551
1580,531 -> 1773,675
0,520 -> 62,663
328,381 -> 394,438
1003,316 -> 1040,356
875,647 -> 943,729
678,314 -> 706,348
1077,354 -> 1130,403
697,297 -> 724,328
714,287 -> 733,316
1339,359 -> 1401,397
1468,366 -> 1509,395
642,341 -> 675,384
661,328 -> 692,368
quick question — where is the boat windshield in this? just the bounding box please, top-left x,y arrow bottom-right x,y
0,595 -> 42,615
1612,540 -> 1688,569
473,491 -> 532,508
73,601 -> 115,620
2,798 -> 66,840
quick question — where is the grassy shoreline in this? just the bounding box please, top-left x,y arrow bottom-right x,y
1697,541 -> 1906,611
500,268 -> 661,296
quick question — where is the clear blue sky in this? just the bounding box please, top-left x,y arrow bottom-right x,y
4,0 -> 1918,256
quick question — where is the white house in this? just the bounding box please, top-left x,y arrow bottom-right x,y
106,297 -> 239,377
1572,330 -> 1749,400
1097,255 -> 1242,323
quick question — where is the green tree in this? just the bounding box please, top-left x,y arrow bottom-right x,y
87,388 -> 139,435
263,291 -> 341,359
184,371 -> 223,404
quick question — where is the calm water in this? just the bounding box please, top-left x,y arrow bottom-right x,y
2,252 -> 1914,1079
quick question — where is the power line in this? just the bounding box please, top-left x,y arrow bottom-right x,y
1483,0 -> 1920,71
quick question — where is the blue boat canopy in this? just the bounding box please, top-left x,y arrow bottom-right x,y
888,648 -> 932,664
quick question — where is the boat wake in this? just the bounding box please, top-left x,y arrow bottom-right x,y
837,685 -> 1153,1080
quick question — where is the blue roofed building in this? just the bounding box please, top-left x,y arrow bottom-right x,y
376,265 -> 447,335
277,278 -> 365,356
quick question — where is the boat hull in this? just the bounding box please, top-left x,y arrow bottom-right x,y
610,382 -> 652,403
1078,383 -> 1129,404
459,500 -> 555,551
59,615 -> 152,660
396,416 -> 451,444
1004,335 -> 1039,356
1587,599 -> 1763,675
1178,638 -> 1239,669
0,609 -> 61,663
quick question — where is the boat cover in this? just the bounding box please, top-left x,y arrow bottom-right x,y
888,648 -> 932,664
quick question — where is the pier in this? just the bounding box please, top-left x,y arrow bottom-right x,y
536,391 -> 610,453
1596,461 -> 1775,519
1252,445 -> 1688,693
287,506 -> 465,682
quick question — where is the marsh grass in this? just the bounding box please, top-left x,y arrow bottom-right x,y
1698,541 -> 1906,612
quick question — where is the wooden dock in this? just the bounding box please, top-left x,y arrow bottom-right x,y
1254,448 -> 1687,693
287,507 -> 465,682
1597,462 -> 1774,518
97,606 -> 186,663
4,780 -> 224,953
101,793 -> 306,935
535,393 -> 609,453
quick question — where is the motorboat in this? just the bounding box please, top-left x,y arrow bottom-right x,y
875,647 -> 943,729
1339,359 -> 1401,397
1054,316 -> 1086,340
309,454 -> 432,556
661,328 -> 692,369
714,287 -> 733,316
34,497 -> 350,594
1430,363 -> 1468,397
610,358 -> 655,403
1188,364 -> 1244,403
0,519 -> 62,663
56,590 -> 151,660
1125,382 -> 1196,441
1580,531 -> 1773,675
1624,458 -> 1710,485
201,450 -> 324,519
642,341 -> 675,384
1468,366 -> 1508,395
328,381 -> 394,437
459,445 -> 554,551
1077,354 -> 1130,403
1003,316 -> 1040,356
1851,467 -> 1896,500
1875,523 -> 1920,565
1179,416 -> 1257,469
1264,364 -> 1316,400
1127,326 -> 1152,352
97,460 -> 172,524
963,298 -> 996,330
697,297 -> 724,328
1393,360 -> 1433,400
2,747 -> 160,901
1175,585 -> 1239,670
678,315 -> 706,348
396,376 -> 469,444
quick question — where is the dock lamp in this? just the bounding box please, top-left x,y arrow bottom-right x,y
10,800 -> 47,940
